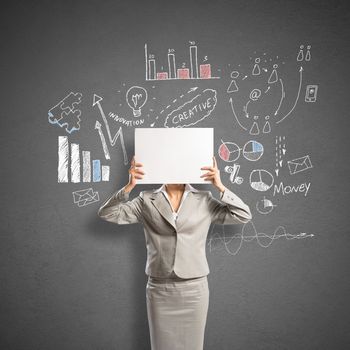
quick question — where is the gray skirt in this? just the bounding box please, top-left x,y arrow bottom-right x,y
146,275 -> 209,350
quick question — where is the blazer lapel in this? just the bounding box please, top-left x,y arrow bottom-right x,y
176,192 -> 201,231
150,192 -> 177,230
150,190 -> 201,231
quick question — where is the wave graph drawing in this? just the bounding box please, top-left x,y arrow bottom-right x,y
207,220 -> 314,255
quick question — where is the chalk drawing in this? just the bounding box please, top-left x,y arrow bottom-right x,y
71,143 -> 80,183
93,94 -> 128,165
297,45 -> 304,61
101,165 -> 110,181
219,139 -> 264,163
72,188 -> 100,207
305,45 -> 311,61
93,160 -> 101,182
249,169 -> 274,191
256,197 -> 277,214
95,121 -> 111,160
305,85 -> 318,102
252,57 -> 261,75
242,140 -> 264,161
82,151 -> 91,182
268,64 -> 279,84
229,48 -> 307,134
207,220 -> 314,255
163,88 -> 217,128
227,71 -> 239,93
151,87 -> 199,127
297,44 -> 312,62
229,97 -> 248,131
287,155 -> 313,175
48,92 -> 82,133
145,42 -> 220,81
57,136 -> 110,183
58,136 -> 69,183
108,112 -> 145,127
126,86 -> 148,117
276,66 -> 303,124
249,116 -> 260,135
243,100 -> 251,118
224,164 -> 243,185
262,115 -> 271,133
274,79 -> 285,115
273,181 -> 311,197
219,141 -> 241,162
249,88 -> 262,101
275,135 -> 286,177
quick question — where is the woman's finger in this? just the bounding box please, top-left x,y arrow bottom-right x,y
200,171 -> 214,178
201,166 -> 214,171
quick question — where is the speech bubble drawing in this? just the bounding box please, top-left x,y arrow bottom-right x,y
164,89 -> 217,128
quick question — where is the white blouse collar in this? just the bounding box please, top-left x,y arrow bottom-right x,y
153,183 -> 199,193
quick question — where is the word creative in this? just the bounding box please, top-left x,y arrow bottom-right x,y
164,88 -> 217,127
273,182 -> 311,197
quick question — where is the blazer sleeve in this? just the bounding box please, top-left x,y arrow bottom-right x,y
97,186 -> 144,225
207,187 -> 252,225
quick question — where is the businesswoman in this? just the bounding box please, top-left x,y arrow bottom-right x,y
98,155 -> 252,350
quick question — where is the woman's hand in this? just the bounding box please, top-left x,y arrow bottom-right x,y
200,156 -> 225,193
124,155 -> 145,192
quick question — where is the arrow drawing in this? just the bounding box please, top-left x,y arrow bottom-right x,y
95,120 -> 110,160
274,78 -> 285,116
229,97 -> 248,131
243,100 -> 250,118
276,66 -> 303,124
93,94 -> 128,165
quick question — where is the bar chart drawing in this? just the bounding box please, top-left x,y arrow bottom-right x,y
58,136 -> 110,183
144,43 -> 220,81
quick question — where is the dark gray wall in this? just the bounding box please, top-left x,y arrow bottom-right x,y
1,0 -> 349,349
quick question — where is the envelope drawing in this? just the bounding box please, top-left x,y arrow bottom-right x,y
73,188 -> 100,207
287,155 -> 313,175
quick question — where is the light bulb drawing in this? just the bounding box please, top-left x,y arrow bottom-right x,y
126,86 -> 148,117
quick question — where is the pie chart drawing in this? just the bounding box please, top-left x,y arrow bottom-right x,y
250,169 -> 274,191
256,197 -> 276,214
243,140 -> 264,161
218,141 -> 240,162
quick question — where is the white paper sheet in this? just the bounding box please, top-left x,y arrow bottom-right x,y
135,128 -> 213,184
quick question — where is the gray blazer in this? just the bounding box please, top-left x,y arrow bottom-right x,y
98,186 -> 252,278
